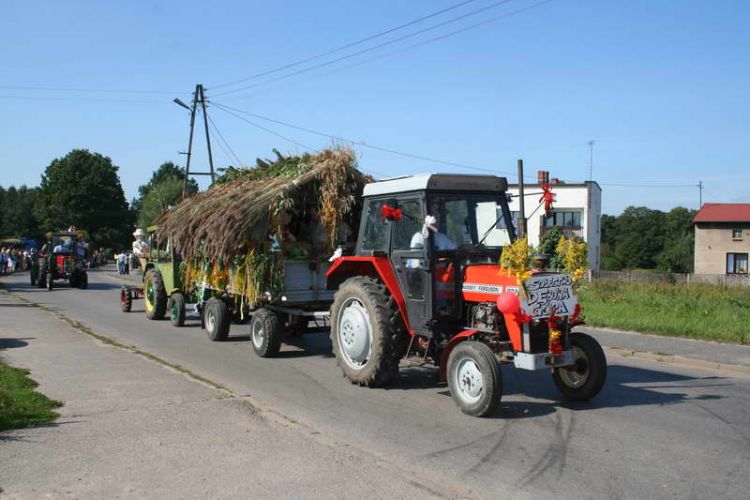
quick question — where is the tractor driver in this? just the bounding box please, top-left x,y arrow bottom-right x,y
409,200 -> 457,252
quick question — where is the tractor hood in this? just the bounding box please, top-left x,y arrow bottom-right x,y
456,264 -> 578,318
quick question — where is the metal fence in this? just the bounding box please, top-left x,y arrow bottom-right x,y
589,270 -> 750,287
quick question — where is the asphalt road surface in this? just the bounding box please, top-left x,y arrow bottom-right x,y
4,269 -> 750,499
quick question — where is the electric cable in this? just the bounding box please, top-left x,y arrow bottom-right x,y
0,85 -> 181,94
205,110 -> 245,166
212,0 -> 520,97
211,101 -> 513,175
210,0 -> 480,90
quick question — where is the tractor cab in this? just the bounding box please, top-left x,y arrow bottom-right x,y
353,174 -> 516,338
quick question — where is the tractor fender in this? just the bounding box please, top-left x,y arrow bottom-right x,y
326,256 -> 412,333
439,329 -> 479,382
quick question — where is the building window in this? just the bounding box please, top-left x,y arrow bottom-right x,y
727,253 -> 748,274
496,210 -> 520,230
543,210 -> 582,228
732,228 -> 743,240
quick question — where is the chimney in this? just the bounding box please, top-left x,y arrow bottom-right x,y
551,177 -> 560,185
537,170 -> 550,184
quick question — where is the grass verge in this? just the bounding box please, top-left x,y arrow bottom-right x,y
0,356 -> 62,431
578,280 -> 750,345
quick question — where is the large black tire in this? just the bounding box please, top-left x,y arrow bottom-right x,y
80,272 -> 88,289
168,292 -> 186,327
330,276 -> 407,387
204,297 -> 230,341
120,286 -> 133,313
447,341 -> 502,417
250,308 -> 282,357
552,331 -> 607,401
144,269 -> 167,320
69,273 -> 79,288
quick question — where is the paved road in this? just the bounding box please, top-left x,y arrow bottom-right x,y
4,269 -> 750,499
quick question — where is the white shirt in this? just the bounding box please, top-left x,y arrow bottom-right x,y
410,232 -> 457,251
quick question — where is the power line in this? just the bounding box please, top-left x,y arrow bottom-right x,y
211,0 -> 480,91
0,94 -> 163,104
212,105 -> 318,153
204,110 -> 245,166
212,0 -> 520,97
0,85 -> 181,94
211,101 -> 512,175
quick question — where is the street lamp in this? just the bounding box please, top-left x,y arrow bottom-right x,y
173,97 -> 191,111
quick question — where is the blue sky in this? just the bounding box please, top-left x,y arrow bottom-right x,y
1,0 -> 747,214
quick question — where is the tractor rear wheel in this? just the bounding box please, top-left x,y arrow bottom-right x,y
120,286 -> 133,313
168,292 -> 186,327
204,297 -> 230,341
144,269 -> 167,320
250,308 -> 282,357
330,276 -> 407,387
552,331 -> 607,401
447,341 -> 502,417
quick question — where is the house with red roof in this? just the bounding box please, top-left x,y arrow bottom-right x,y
693,203 -> 750,274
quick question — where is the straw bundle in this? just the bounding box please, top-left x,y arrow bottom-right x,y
156,147 -> 369,262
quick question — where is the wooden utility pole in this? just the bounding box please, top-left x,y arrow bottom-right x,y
178,84 -> 216,199
517,159 -> 527,239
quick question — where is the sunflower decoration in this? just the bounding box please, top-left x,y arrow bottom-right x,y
556,237 -> 588,289
499,237 -> 533,287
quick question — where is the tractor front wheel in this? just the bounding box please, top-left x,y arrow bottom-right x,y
250,308 -> 282,357
144,269 -> 167,320
168,292 -> 186,327
552,331 -> 607,401
204,297 -> 230,341
447,341 -> 502,417
330,276 -> 406,387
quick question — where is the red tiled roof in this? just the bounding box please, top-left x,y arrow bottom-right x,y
694,203 -> 750,223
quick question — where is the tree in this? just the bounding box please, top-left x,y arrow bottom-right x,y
1,185 -> 40,239
657,207 -> 697,272
132,162 -> 198,214
34,149 -> 133,248
613,206 -> 666,269
137,177 -> 184,228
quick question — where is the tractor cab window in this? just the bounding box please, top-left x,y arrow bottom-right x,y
52,235 -> 74,254
427,194 -> 512,250
360,199 -> 389,252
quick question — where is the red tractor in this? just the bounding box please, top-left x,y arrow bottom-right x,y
326,174 -> 606,416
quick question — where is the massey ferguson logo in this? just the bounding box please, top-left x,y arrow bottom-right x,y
462,283 -> 503,294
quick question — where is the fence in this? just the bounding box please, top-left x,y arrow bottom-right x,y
589,270 -> 750,288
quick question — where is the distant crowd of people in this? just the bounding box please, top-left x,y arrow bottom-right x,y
0,247 -> 28,275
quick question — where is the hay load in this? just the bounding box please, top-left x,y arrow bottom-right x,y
154,147 -> 370,308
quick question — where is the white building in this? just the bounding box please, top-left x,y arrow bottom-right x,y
506,180 -> 602,271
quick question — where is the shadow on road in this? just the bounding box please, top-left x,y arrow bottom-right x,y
0,338 -> 32,349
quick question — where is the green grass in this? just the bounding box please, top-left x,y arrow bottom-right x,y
577,280 -> 750,345
0,357 -> 62,432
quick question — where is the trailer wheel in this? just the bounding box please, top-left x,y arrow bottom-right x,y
169,292 -> 186,327
250,308 -> 282,357
204,297 -> 230,341
447,341 -> 501,417
552,331 -> 607,401
120,286 -> 133,313
330,276 -> 407,387
144,269 -> 167,320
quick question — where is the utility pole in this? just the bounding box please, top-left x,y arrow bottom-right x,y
587,140 -> 595,181
698,180 -> 703,208
173,84 -> 216,200
517,159 -> 527,239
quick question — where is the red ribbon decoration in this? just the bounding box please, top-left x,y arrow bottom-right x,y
513,310 -> 533,325
570,303 -> 585,327
539,183 -> 555,217
547,307 -> 561,330
381,204 -> 403,221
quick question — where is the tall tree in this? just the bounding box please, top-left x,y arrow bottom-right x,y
1,185 -> 40,239
34,149 -> 133,248
613,206 -> 666,269
657,207 -> 697,272
137,177 -> 184,228
131,161 -> 198,213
